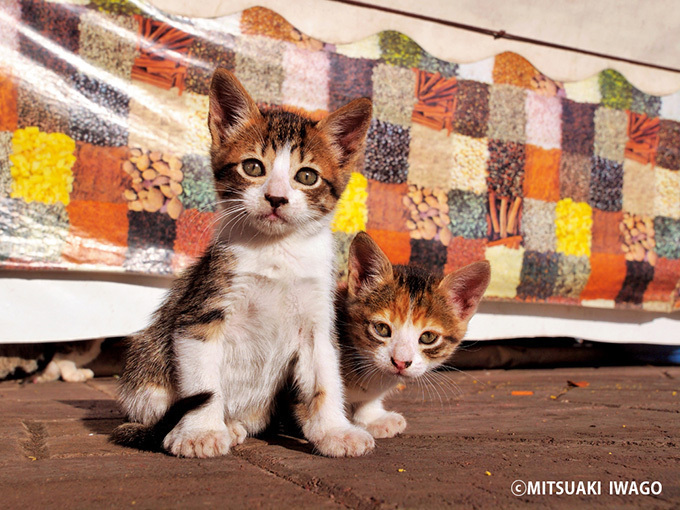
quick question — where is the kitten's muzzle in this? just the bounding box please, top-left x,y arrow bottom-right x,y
391,357 -> 412,373
265,194 -> 288,209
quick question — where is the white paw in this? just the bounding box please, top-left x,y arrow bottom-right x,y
226,421 -> 247,446
314,426 -> 375,457
62,368 -> 95,383
364,411 -> 407,439
163,425 -> 232,458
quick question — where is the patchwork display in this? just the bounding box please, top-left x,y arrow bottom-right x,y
1,0 -> 679,312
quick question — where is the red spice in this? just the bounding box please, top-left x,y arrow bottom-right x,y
63,201 -> 128,266
591,210 -> 623,254
366,181 -> 409,232
365,229 -> 411,266
70,144 -> 130,203
643,257 -> 680,304
173,209 -> 215,259
523,145 -> 560,202
0,71 -> 18,131
581,253 -> 627,301
444,237 -> 487,274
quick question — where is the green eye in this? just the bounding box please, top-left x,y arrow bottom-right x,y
242,159 -> 264,177
373,322 -> 392,338
295,168 -> 318,186
419,332 -> 438,345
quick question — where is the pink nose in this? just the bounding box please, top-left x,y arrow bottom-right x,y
391,358 -> 412,371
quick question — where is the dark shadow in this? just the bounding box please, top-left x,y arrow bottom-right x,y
57,399 -> 125,435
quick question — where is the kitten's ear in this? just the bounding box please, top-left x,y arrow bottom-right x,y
208,69 -> 262,145
438,261 -> 491,324
347,232 -> 392,296
316,98 -> 372,165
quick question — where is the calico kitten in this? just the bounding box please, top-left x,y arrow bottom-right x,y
113,69 -> 374,458
337,232 -> 490,438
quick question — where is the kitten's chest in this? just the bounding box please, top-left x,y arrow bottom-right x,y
227,233 -> 335,338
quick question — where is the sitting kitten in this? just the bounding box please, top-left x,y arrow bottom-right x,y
337,232 -> 490,438
113,69 -> 375,458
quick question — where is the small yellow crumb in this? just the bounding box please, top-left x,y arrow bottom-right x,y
550,395 -> 557,399
672,391 -> 677,396
622,425 -> 626,428
485,471 -> 492,476
608,452 -> 612,455
398,468 -> 405,473
28,456 -> 36,461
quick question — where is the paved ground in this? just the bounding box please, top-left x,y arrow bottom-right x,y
0,366 -> 678,509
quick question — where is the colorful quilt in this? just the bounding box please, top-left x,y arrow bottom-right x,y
1,0 -> 679,312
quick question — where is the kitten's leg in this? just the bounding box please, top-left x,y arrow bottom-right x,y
353,398 -> 406,439
162,336 -> 236,458
53,359 -> 95,382
33,360 -> 61,383
295,319 -> 375,457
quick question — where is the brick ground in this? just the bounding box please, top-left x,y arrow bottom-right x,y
0,366 -> 678,509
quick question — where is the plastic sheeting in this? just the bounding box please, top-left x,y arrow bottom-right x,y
0,0 -> 679,313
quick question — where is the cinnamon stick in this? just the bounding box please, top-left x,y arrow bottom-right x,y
489,192 -> 500,234
499,197 -> 508,238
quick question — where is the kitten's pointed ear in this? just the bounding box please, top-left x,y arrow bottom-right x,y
438,261 -> 491,324
347,232 -> 392,296
317,98 -> 372,165
208,69 -> 262,145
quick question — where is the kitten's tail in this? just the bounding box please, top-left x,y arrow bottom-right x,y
110,392 -> 213,452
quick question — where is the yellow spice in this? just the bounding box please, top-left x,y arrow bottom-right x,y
555,198 -> 592,257
9,127 -> 76,205
331,172 -> 368,234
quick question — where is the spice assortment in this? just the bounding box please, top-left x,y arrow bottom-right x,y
1,0 -> 679,311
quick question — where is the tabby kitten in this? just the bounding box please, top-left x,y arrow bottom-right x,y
113,69 -> 374,458
337,232 -> 490,438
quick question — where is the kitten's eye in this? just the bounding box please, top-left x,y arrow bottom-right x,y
294,168 -> 318,186
242,159 -> 264,177
373,322 -> 391,338
419,332 -> 438,345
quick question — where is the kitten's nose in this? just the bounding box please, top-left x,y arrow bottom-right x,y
265,194 -> 288,209
391,358 -> 412,371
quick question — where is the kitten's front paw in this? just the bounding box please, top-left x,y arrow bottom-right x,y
62,368 -> 95,383
314,426 -> 375,457
163,425 -> 231,458
364,411 -> 407,439
226,421 -> 247,447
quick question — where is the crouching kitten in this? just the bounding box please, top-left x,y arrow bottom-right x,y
337,232 -> 490,438
112,69 -> 374,458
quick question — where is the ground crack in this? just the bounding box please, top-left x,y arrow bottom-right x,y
21,420 -> 50,460
232,442 -> 390,510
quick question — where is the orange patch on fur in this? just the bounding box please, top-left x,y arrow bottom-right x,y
310,388 -> 326,417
